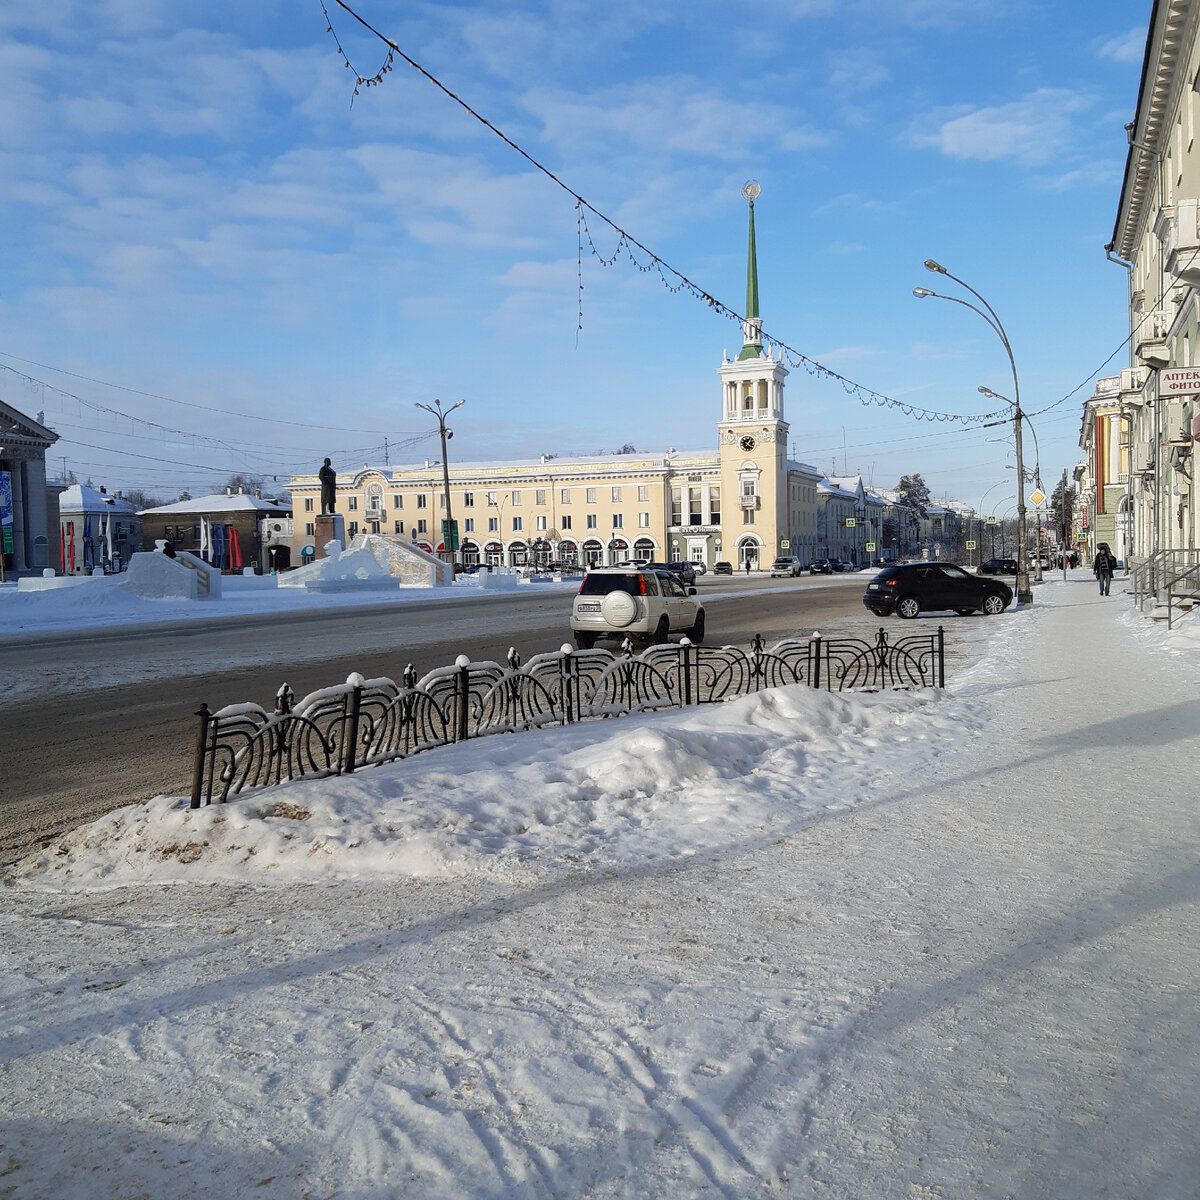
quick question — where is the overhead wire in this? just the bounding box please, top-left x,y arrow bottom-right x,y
324,0 -> 1004,429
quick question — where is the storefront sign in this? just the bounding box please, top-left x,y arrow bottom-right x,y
1159,367 -> 1200,396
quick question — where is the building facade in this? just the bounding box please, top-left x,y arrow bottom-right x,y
290,195 -> 824,572
57,483 -> 142,575
0,399 -> 59,577
1098,0 -> 1200,565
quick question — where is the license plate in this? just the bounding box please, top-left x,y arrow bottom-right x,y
576,602 -> 601,612
868,583 -> 879,590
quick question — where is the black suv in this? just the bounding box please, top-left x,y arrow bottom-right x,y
863,562 -> 1013,618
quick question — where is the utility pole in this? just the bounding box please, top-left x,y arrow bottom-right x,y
414,399 -> 465,570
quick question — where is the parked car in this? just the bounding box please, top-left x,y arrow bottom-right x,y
691,561 -> 706,575
664,560 -> 697,586
979,557 -> 1018,575
769,556 -> 803,577
570,568 -> 705,648
809,558 -> 846,574
713,560 -> 734,576
863,562 -> 1013,619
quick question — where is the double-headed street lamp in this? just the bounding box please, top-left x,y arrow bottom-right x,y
914,260 -> 1032,604
415,398 -> 465,569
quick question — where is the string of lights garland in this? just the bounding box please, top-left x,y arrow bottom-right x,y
325,0 -> 1003,429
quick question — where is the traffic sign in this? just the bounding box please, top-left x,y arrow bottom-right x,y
1029,488 -> 1046,506
865,541 -> 876,552
986,515 -> 997,525
845,517 -> 856,527
780,539 -> 790,548
966,540 -> 977,550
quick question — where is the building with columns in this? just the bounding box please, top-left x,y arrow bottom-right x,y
0,399 -> 60,577
290,190 -> 824,572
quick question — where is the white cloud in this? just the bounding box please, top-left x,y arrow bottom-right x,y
827,47 -> 889,96
911,89 -> 1093,166
1097,28 -> 1145,64
526,81 -> 827,161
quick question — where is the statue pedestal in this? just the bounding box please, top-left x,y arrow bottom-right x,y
314,514 -> 346,557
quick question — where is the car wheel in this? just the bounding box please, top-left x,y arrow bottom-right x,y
982,593 -> 1006,615
896,595 -> 921,619
689,611 -> 705,645
573,631 -> 597,649
955,608 -> 974,616
650,615 -> 670,644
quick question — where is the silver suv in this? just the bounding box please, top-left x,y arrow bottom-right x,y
770,556 -> 803,577
570,568 -> 705,649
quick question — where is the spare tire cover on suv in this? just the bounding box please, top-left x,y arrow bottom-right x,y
600,590 -> 639,627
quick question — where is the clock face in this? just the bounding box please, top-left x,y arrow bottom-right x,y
739,435 -> 756,452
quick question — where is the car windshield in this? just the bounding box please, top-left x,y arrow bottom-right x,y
579,572 -> 657,597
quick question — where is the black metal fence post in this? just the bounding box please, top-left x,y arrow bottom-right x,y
811,632 -> 822,689
455,657 -> 471,742
561,649 -> 577,725
936,625 -> 945,688
190,703 -> 211,810
342,682 -> 362,774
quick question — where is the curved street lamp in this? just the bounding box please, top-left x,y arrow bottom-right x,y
914,261 -> 1032,604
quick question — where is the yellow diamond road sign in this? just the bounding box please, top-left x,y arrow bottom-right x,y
1029,488 -> 1046,506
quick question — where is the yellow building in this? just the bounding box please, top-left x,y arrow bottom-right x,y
291,190 -> 822,571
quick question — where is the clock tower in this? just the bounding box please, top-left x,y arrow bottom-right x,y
717,182 -> 789,568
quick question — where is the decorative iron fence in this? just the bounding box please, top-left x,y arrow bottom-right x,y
190,626 -> 946,808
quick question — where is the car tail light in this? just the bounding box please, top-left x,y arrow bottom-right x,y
885,578 -> 898,587
638,574 -> 647,595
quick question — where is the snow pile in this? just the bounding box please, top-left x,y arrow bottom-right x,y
10,682 -> 963,891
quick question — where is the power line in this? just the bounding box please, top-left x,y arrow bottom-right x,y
0,349 -> 417,437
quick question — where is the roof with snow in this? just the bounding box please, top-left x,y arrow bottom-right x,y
139,493 -> 291,516
58,484 -> 140,515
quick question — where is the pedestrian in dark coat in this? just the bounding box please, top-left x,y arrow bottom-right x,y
1093,543 -> 1117,595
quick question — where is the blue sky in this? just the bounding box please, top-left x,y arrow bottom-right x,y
0,0 -> 1145,513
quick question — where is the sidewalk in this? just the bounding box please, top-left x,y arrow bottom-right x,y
2,571 -> 1197,1198
792,570 -> 1200,1196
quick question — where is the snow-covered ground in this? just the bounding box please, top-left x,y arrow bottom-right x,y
3,572 -> 1198,1198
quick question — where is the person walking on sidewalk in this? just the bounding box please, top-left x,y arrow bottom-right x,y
1093,542 -> 1117,595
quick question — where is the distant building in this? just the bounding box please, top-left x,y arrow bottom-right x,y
289,193 -> 824,572
0,399 -> 59,577
138,492 -> 291,573
57,484 -> 141,574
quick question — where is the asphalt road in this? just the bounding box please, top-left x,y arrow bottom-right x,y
0,574 -> 877,864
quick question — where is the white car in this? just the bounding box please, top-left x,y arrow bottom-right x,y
769,556 -> 803,577
570,568 -> 705,649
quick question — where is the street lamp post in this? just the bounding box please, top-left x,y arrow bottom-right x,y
992,398 -> 1044,583
414,398 -> 465,569
914,261 -> 1032,604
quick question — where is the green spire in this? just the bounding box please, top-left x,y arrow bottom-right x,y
737,182 -> 762,360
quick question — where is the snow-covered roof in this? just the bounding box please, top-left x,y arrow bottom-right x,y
58,483 -> 140,515
817,479 -> 858,499
139,493 -> 291,516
